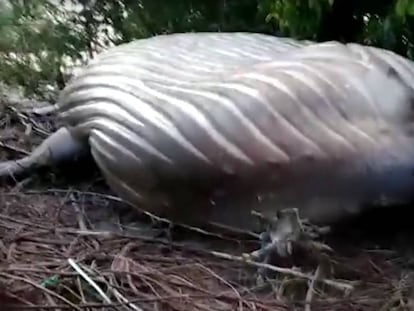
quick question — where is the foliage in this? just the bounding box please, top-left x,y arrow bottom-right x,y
0,0 -> 93,98
0,0 -> 413,98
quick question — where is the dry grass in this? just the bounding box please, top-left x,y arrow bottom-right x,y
1,102 -> 414,310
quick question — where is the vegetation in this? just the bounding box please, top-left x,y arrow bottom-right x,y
0,0 -> 413,98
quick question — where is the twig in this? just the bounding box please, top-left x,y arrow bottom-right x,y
210,251 -> 355,293
7,188 -> 124,203
76,276 -> 86,303
2,294 -> 217,310
305,265 -> 321,311
0,212 -> 353,295
0,142 -> 30,156
67,258 -> 112,304
0,272 -> 83,311
11,177 -> 34,191
68,192 -> 88,231
80,264 -> 144,311
3,189 -> 257,243
6,105 -> 51,137
110,286 -> 144,311
28,104 -> 57,116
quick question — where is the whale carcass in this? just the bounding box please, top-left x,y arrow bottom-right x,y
1,32 -> 414,232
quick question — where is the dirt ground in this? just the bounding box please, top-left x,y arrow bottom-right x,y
2,103 -> 414,310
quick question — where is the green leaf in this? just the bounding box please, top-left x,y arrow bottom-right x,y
407,1 -> 414,15
40,275 -> 59,288
396,0 -> 409,16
